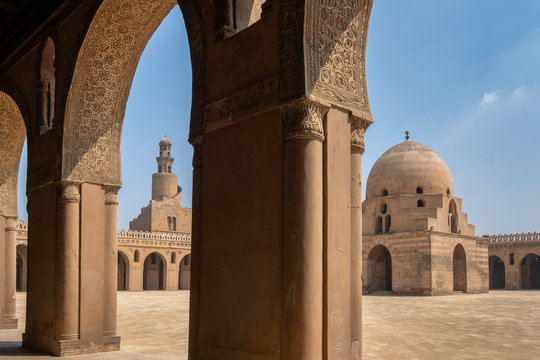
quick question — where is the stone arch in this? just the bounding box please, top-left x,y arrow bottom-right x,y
453,243 -> 467,292
0,91 -> 26,216
367,244 -> 392,292
16,244 -> 28,292
143,251 -> 167,290
489,255 -> 505,290
62,0 -> 206,185
117,250 -> 130,291
178,253 -> 191,290
519,253 -> 540,289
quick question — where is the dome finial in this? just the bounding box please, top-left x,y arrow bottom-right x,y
405,130 -> 410,140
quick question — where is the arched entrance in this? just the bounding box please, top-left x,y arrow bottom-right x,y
16,244 -> 27,292
367,245 -> 392,292
489,255 -> 505,289
143,252 -> 166,290
117,251 -> 129,291
178,253 -> 191,290
453,244 -> 467,292
520,253 -> 540,289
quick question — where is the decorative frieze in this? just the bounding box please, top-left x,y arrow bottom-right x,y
204,77 -> 278,133
281,98 -> 329,141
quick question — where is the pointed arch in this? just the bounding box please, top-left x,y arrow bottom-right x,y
453,244 -> 467,292
117,250 -> 130,291
367,245 -> 392,292
489,255 -> 505,290
143,251 -> 168,290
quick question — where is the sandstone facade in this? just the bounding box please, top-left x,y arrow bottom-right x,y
362,139 -> 488,295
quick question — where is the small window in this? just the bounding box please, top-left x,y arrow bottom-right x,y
381,189 -> 388,196
171,252 -> 176,264
384,214 -> 391,233
509,253 -> 514,265
184,255 -> 190,266
417,199 -> 426,207
134,250 -> 140,262
376,216 -> 383,233
416,186 -> 423,194
173,217 -> 177,232
446,188 -> 451,195
379,203 -> 387,215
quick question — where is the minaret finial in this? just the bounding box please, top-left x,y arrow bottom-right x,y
405,130 -> 410,140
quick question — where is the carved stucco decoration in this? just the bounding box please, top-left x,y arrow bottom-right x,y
305,0 -> 373,120
58,182 -> 80,202
64,0 -> 206,185
204,76 -> 278,133
350,115 -> 371,154
5,217 -> 17,231
281,98 -> 329,141
0,92 -> 26,216
104,185 -> 120,205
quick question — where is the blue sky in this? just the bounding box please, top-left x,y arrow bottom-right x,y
17,2 -> 540,234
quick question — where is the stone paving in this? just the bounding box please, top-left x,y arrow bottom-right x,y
1,290 -> 539,359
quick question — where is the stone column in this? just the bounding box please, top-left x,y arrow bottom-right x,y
282,98 -> 328,360
349,116 -> 370,359
103,186 -> 120,338
4,216 -> 18,328
188,137 -> 202,358
55,182 -> 80,341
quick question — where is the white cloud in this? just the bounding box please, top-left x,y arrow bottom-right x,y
479,90 -> 502,106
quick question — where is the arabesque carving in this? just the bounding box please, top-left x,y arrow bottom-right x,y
0,92 -> 26,215
281,98 -> 329,141
305,0 -> 373,119
63,0 -> 180,185
350,115 -> 371,154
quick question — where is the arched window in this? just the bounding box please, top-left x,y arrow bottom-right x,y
376,202 -> 390,234
417,199 -> 426,207
171,252 -> 176,264
416,186 -> 423,194
38,37 -> 56,134
381,189 -> 388,196
173,217 -> 177,232
449,200 -> 458,233
167,216 -> 172,231
134,250 -> 140,262
446,188 -> 451,195
510,253 -> 515,265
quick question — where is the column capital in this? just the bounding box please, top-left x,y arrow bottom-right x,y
281,98 -> 329,141
189,136 -> 203,169
103,185 -> 120,206
350,115 -> 371,154
58,182 -> 80,203
4,216 -> 17,231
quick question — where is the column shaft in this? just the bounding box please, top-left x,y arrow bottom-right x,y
103,187 -> 119,337
55,183 -> 80,340
4,217 -> 18,327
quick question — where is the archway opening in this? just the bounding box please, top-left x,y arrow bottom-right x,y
367,245 -> 392,292
453,244 -> 467,292
16,244 -> 27,292
178,253 -> 191,290
117,251 -> 129,291
489,255 -> 505,290
143,252 -> 166,290
520,253 -> 540,289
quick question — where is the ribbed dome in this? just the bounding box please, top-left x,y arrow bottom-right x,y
160,137 -> 171,145
366,140 -> 453,198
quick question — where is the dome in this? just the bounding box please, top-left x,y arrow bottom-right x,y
160,137 -> 171,145
366,140 -> 453,198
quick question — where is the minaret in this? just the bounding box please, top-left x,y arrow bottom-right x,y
151,137 -> 180,201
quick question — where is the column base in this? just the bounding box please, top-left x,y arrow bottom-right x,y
1,317 -> 18,329
22,332 -> 121,356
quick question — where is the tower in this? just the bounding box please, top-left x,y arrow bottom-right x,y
152,137 -> 180,201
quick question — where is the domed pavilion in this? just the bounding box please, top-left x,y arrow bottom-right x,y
362,137 -> 488,295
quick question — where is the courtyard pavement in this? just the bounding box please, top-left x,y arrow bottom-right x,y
0,290 -> 538,359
